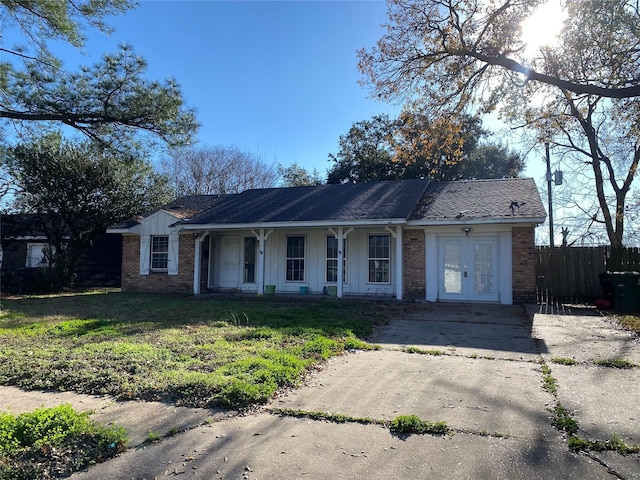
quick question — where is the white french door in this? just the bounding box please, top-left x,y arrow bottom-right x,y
438,236 -> 499,302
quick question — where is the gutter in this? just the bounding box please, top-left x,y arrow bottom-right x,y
407,216 -> 547,227
173,218 -> 410,230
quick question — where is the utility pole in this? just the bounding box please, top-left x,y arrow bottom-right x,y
545,142 -> 555,248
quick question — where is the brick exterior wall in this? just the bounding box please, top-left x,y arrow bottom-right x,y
121,234 -> 194,293
512,226 -> 537,303
403,229 -> 426,299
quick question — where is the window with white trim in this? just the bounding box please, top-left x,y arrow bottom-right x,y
151,235 -> 169,271
26,243 -> 50,268
326,236 -> 346,283
286,236 -> 305,281
368,234 -> 390,283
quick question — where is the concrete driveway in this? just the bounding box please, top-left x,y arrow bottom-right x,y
2,303 -> 639,479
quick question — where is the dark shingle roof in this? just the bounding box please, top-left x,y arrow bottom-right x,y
410,178 -> 546,222
1,214 -> 48,238
186,179 -> 430,225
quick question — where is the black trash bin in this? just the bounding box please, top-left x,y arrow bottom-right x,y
599,272 -> 614,306
610,272 -> 640,312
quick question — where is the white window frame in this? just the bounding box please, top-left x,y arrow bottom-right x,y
26,242 -> 51,268
150,235 -> 169,272
285,235 -> 305,282
368,234 -> 390,284
326,235 -> 347,283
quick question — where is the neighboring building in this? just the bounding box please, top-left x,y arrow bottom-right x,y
1,214 -> 122,292
107,178 -> 546,304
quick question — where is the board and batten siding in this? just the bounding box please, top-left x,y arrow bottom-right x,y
205,228 -> 398,297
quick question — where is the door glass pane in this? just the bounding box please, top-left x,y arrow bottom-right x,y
474,243 -> 493,295
244,237 -> 256,283
443,243 -> 462,294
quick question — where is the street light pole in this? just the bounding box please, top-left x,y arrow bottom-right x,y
545,142 -> 555,248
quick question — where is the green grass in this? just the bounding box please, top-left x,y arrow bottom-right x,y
0,404 -> 127,480
0,292 -> 389,408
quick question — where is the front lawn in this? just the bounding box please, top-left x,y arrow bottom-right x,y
0,291 -> 390,408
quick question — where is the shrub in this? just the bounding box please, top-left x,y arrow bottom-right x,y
0,404 -> 127,480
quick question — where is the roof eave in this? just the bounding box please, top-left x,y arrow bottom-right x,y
106,224 -> 142,234
175,218 -> 410,230
407,216 -> 547,226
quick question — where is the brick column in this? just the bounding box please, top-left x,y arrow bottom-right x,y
512,226 -> 537,303
403,229 -> 426,299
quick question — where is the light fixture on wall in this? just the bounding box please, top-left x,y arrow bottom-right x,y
462,227 -> 472,236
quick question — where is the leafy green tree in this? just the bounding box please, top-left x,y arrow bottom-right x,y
0,0 -> 198,154
327,114 -> 400,184
161,145 -> 279,195
447,144 -> 525,181
8,133 -> 173,290
358,0 -> 640,247
327,113 -> 523,183
278,162 -> 324,187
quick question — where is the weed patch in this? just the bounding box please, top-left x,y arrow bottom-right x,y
612,313 -> 640,335
550,357 -> 578,366
0,404 -> 127,479
271,408 -> 380,426
389,415 -> 450,435
403,347 -> 445,356
552,404 -> 579,435
593,358 -> 637,369
568,434 -> 640,455
540,364 -> 558,395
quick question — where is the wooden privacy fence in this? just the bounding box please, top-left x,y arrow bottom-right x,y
535,246 -> 640,305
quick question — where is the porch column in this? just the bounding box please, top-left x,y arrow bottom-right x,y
385,225 -> 404,300
396,225 -> 403,300
193,232 -> 209,295
329,227 -> 353,298
193,234 -> 202,295
425,231 -> 437,302
337,227 -> 344,298
253,229 -> 273,295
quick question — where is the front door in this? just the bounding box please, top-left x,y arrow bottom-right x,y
219,236 -> 241,288
438,236 -> 499,301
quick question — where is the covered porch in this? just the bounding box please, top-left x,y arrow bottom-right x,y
189,224 -> 406,300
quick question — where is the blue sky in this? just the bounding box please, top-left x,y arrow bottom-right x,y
50,0 -> 403,176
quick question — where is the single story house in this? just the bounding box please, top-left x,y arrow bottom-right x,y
1,214 -> 122,292
107,178 -> 546,304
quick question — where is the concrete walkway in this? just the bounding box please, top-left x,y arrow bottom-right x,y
1,304 -> 638,479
